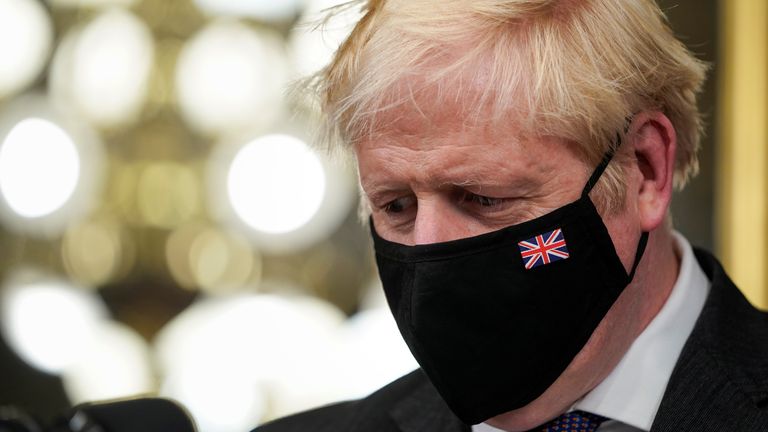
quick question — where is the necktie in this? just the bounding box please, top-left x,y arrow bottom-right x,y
529,410 -> 608,432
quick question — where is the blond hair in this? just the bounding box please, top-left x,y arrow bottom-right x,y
311,0 -> 708,211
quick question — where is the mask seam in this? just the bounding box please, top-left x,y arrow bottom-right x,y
376,243 -> 518,264
405,265 -> 455,412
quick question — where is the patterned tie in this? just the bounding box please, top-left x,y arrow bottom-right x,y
529,410 -> 608,432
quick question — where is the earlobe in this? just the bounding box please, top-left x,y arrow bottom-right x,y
630,112 -> 676,232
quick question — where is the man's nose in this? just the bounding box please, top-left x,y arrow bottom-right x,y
412,198 -> 474,245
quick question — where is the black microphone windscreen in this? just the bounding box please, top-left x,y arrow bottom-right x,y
68,398 -> 196,432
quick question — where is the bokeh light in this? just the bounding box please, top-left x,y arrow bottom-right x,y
0,278 -> 109,373
137,162 -> 201,228
0,0 -> 53,99
209,131 -> 356,254
0,95 -> 104,236
165,221 -> 261,294
0,118 -> 80,218
337,308 -> 418,399
49,0 -> 136,8
175,19 -> 287,136
50,8 -> 154,128
227,134 -> 326,235
62,216 -> 135,286
155,293 -> 346,426
155,293 -> 345,384
162,370 -> 266,432
192,0 -> 303,22
61,321 -> 155,404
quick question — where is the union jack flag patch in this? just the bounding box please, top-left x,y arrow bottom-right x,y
518,228 -> 570,270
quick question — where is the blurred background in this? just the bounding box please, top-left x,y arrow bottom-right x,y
0,0 -> 765,431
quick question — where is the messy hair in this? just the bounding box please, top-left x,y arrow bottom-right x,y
310,0 -> 708,211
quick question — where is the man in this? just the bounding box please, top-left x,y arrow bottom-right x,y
256,0 -> 768,431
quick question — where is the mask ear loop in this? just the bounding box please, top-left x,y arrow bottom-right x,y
628,231 -> 649,281
580,126 -> 649,281
582,115 -> 635,197
581,132 -> 622,198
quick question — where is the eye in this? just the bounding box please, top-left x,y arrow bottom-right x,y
383,195 -> 416,214
460,191 -> 505,208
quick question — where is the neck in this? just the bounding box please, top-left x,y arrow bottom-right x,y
632,227 -> 681,339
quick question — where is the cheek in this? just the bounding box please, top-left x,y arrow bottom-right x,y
601,202 -> 643,275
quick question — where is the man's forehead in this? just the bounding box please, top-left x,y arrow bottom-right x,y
356,123 -> 576,193
359,94 -> 528,151
353,101 -> 593,208
356,53 -> 529,143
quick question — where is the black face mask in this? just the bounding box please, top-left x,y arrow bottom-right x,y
370,136 -> 648,425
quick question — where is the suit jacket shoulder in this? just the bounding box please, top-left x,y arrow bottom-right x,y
252,370 -> 468,432
651,248 -> 768,431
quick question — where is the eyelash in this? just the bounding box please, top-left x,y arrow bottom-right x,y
380,192 -> 506,215
460,192 -> 505,208
382,196 -> 415,214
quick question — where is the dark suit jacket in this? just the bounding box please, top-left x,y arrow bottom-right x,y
253,249 -> 768,431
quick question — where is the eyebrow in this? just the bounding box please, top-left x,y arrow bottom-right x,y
361,173 -> 540,203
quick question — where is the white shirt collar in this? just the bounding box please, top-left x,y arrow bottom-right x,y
473,232 -> 711,432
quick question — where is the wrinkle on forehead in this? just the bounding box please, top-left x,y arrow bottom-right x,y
362,95 -> 530,157
357,49 -> 534,146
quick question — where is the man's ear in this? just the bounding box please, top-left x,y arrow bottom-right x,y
628,111 -> 676,231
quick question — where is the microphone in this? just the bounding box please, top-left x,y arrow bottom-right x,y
1,398 -> 197,432
0,405 -> 43,432
60,398 -> 197,432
